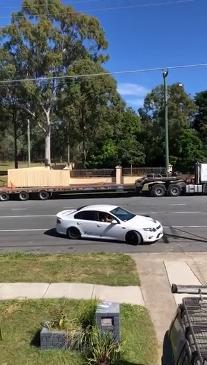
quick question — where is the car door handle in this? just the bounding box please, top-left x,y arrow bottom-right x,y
122,227 -> 126,229
77,222 -> 81,225
97,224 -> 102,227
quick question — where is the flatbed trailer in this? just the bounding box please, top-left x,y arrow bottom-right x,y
0,183 -> 135,201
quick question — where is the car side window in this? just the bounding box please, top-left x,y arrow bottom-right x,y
74,210 -> 98,221
98,212 -> 118,223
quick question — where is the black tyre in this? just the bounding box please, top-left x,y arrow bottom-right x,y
39,190 -> 49,200
67,227 -> 81,240
0,192 -> 9,201
126,230 -> 143,245
150,184 -> 166,197
168,184 -> 181,197
19,191 -> 29,201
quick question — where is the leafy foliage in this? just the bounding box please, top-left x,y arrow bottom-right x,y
139,83 -> 206,171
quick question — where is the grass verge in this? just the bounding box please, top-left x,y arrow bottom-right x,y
0,299 -> 158,365
0,253 -> 139,286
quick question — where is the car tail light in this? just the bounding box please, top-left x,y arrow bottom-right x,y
56,218 -> 61,224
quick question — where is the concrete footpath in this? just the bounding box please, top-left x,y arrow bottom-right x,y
0,282 -> 144,305
131,252 -> 207,364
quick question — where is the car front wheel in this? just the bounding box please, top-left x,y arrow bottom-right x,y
125,230 -> 143,245
67,227 -> 81,240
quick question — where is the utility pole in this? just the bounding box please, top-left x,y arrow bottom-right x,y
27,119 -> 31,167
163,69 -> 169,173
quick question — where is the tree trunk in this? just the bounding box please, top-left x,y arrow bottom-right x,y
45,125 -> 51,166
13,111 -> 18,169
44,109 -> 51,166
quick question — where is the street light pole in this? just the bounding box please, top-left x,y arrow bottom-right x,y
163,69 -> 169,173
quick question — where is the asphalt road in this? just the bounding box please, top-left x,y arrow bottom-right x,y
0,194 -> 207,253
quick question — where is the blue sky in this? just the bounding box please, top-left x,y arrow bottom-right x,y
1,0 -> 207,108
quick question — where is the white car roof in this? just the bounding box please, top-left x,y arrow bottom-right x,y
80,205 -> 118,213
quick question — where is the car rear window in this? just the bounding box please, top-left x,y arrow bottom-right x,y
74,210 -> 98,221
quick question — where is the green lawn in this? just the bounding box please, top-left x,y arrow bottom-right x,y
0,253 -> 139,286
0,299 -> 158,365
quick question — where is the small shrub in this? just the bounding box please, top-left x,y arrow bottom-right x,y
78,299 -> 98,329
70,326 -> 121,365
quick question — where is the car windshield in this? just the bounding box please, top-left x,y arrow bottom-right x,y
110,207 -> 135,221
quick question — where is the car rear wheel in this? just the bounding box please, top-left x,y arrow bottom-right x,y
125,230 -> 143,245
67,227 -> 81,240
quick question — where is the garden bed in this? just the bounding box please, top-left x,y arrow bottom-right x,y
0,299 -> 158,365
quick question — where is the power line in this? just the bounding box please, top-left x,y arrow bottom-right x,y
0,0 -> 196,19
0,63 -> 207,84
0,0 -> 103,9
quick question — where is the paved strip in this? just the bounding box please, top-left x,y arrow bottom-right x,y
0,283 -> 144,305
164,261 -> 201,305
131,254 -> 176,361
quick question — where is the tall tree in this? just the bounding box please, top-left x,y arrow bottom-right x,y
139,83 -> 199,170
194,90 -> 207,141
0,0 -> 107,165
58,57 -> 125,167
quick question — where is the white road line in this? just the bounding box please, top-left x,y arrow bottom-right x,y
137,211 -> 202,214
12,208 -> 27,211
0,215 -> 55,218
173,211 -> 201,214
170,204 -> 186,206
0,229 -> 48,232
164,225 -> 207,228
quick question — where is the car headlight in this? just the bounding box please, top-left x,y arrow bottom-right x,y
143,227 -> 156,232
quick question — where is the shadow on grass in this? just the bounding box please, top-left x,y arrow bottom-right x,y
30,329 -> 40,347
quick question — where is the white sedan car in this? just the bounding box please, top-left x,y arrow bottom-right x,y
56,204 -> 163,245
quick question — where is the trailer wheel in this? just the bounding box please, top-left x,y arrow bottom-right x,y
39,190 -> 49,200
150,184 -> 166,197
19,191 -> 29,201
0,192 -> 9,201
168,184 -> 181,197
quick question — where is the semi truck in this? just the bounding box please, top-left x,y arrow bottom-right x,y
1,162 -> 207,201
135,162 -> 207,197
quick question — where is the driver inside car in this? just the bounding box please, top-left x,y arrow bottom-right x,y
99,212 -> 113,223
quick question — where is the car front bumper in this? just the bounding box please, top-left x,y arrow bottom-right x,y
142,227 -> 163,242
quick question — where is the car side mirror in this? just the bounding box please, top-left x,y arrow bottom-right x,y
111,219 -> 117,224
